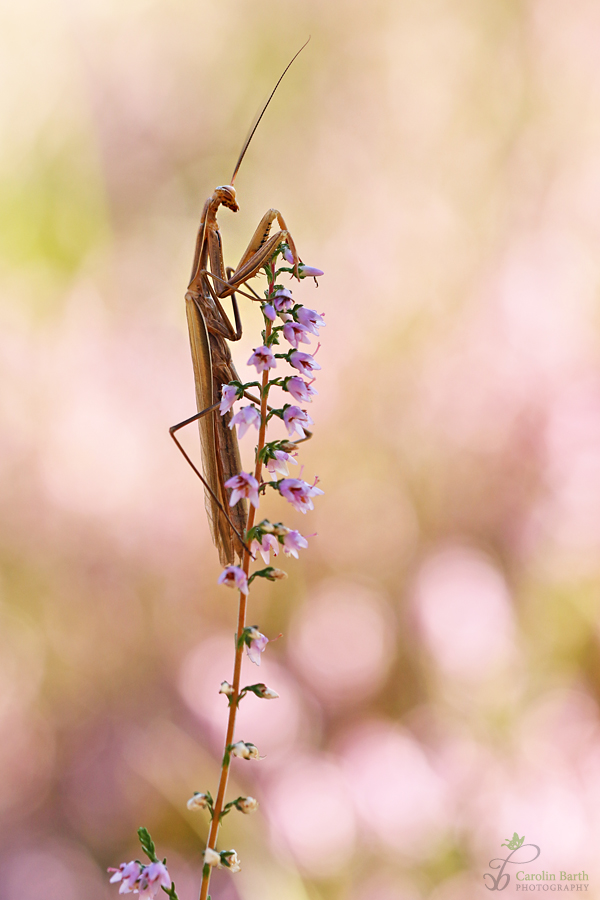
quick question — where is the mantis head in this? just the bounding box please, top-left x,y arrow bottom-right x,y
215,185 -> 239,212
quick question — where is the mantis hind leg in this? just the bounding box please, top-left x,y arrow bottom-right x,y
169,407 -> 251,558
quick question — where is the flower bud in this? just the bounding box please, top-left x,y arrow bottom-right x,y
254,683 -> 279,699
230,740 -> 260,760
187,792 -> 209,811
298,264 -> 324,279
203,847 -> 221,868
268,568 -> 288,580
219,681 -> 234,696
236,796 -> 259,814
221,850 -> 241,873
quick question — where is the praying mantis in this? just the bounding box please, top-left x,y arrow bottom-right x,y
169,42 -> 309,566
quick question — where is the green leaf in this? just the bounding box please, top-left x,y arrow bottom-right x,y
137,827 -> 158,863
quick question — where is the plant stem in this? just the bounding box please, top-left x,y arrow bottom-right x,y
198,286 -> 274,900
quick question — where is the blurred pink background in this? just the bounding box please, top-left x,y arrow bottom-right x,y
2,1 -> 600,897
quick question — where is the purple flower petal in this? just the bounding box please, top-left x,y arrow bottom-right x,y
289,350 -> 321,375
220,384 -> 238,415
224,472 -> 260,508
283,406 -> 313,439
218,566 -> 249,595
229,405 -> 260,439
247,345 -> 276,372
286,376 -> 318,403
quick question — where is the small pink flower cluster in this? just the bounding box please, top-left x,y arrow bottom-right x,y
108,862 -> 170,899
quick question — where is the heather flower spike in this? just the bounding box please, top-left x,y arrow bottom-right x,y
114,135 -> 324,900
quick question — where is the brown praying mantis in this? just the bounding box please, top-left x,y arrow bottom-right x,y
169,42 -> 310,566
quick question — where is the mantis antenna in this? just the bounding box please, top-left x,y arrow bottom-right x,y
230,37 -> 310,185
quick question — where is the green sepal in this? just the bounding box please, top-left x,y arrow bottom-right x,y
264,329 -> 281,348
236,626 -> 257,651
265,407 -> 285,424
219,796 -> 245,820
257,439 -> 295,464
137,827 -> 158,863
238,683 -> 270,704
160,882 -> 179,900
220,850 -> 236,868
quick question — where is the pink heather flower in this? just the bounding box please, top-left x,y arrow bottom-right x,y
283,246 -> 294,264
108,861 -> 142,894
289,350 -> 321,376
246,627 -> 269,665
298,264 -> 324,279
220,383 -> 238,415
224,472 -> 259,508
248,345 -> 276,372
286,376 -> 317,403
283,406 -> 313,439
273,289 -> 294,312
278,478 -> 324,513
229,405 -> 260,438
137,862 -> 171,900
218,566 -> 249,595
297,307 -> 326,334
263,303 -> 276,321
282,529 -> 309,558
266,449 -> 297,477
251,533 -> 280,564
283,320 -> 311,349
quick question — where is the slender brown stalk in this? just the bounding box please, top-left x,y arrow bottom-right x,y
198,298 -> 274,900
